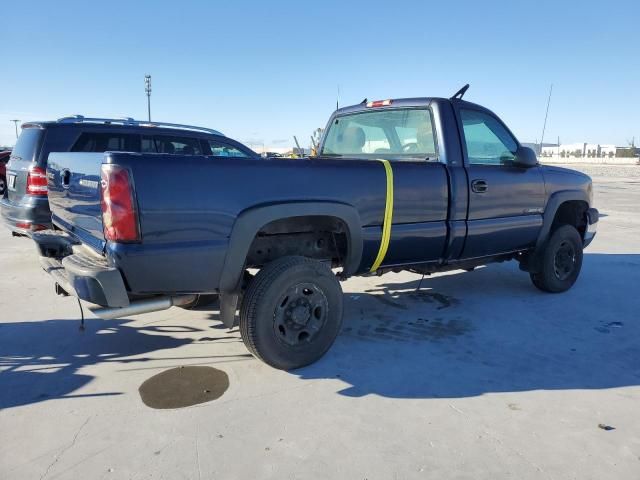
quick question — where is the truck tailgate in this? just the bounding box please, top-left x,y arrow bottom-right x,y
47,152 -> 105,251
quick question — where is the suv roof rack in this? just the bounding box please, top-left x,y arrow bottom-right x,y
56,115 -> 224,136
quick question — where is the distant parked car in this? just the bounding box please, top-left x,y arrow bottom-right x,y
1,116 -> 258,235
0,150 -> 11,197
261,151 -> 284,158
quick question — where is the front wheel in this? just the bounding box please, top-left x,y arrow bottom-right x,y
530,224 -> 583,293
240,256 -> 343,370
0,175 -> 6,197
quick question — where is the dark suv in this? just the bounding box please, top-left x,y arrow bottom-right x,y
1,116 -> 257,235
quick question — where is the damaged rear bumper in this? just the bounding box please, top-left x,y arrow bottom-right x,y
32,230 -> 130,308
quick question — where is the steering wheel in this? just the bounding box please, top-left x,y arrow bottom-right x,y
402,142 -> 419,153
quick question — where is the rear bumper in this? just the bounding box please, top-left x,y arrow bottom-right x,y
1,195 -> 52,235
32,230 -> 130,307
583,207 -> 598,248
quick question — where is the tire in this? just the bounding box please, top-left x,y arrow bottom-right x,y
179,294 -> 219,309
240,256 -> 343,370
530,224 -> 583,293
0,175 -> 6,197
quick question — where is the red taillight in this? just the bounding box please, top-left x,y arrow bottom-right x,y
15,221 -> 47,231
26,166 -> 48,195
100,164 -> 140,242
366,99 -> 392,108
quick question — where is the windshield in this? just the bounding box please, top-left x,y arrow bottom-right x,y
321,108 -> 437,160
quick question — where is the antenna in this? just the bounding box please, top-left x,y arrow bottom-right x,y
539,84 -> 553,154
336,85 -> 340,110
450,84 -> 470,100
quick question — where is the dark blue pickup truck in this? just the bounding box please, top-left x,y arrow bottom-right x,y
32,88 -> 598,369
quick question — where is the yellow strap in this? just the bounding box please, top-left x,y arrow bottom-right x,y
370,159 -> 394,272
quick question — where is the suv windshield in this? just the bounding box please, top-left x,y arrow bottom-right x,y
321,108 -> 436,160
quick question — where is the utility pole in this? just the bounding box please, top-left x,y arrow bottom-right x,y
10,119 -> 20,139
293,136 -> 302,157
144,75 -> 152,122
539,84 -> 553,154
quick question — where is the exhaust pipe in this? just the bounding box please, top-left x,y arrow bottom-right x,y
89,295 -> 197,320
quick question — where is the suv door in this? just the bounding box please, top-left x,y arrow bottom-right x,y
457,106 -> 544,258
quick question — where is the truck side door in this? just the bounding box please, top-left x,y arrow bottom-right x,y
456,106 -> 545,258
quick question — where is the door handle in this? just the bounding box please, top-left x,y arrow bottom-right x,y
471,179 -> 488,193
61,169 -> 71,189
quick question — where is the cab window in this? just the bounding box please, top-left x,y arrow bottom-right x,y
321,108 -> 437,161
460,109 -> 517,165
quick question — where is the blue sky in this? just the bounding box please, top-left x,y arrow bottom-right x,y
1,0 -> 638,149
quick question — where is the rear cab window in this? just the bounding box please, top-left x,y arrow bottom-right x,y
321,108 -> 437,161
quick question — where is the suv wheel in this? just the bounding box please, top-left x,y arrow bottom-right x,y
240,256 -> 343,370
530,225 -> 583,293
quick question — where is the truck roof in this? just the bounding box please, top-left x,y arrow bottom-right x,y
334,96 -> 487,115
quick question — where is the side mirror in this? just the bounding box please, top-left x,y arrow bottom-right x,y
515,146 -> 538,167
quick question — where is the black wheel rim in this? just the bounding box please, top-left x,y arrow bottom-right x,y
273,282 -> 328,347
553,240 -> 576,281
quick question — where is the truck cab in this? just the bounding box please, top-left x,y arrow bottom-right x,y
319,96 -> 551,266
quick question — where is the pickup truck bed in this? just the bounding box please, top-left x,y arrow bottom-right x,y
32,94 -> 599,369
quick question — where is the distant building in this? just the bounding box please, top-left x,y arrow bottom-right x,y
540,143 -> 623,158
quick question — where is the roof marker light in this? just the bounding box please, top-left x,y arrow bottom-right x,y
366,99 -> 392,108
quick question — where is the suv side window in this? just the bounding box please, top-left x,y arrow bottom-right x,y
460,109 -> 517,165
207,140 -> 249,157
152,136 -> 202,155
71,132 -> 137,152
141,136 -> 156,153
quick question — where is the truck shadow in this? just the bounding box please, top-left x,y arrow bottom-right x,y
296,253 -> 640,398
0,319 -> 199,410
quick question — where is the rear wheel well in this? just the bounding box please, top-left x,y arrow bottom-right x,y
551,200 -> 588,236
245,216 -> 349,270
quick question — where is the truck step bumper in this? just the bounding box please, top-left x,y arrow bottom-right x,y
32,230 -> 130,308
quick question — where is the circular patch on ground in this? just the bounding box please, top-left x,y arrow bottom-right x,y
139,366 -> 229,409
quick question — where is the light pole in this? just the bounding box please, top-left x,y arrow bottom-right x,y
10,119 -> 20,139
144,75 -> 152,122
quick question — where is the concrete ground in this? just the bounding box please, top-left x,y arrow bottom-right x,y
1,164 -> 639,479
